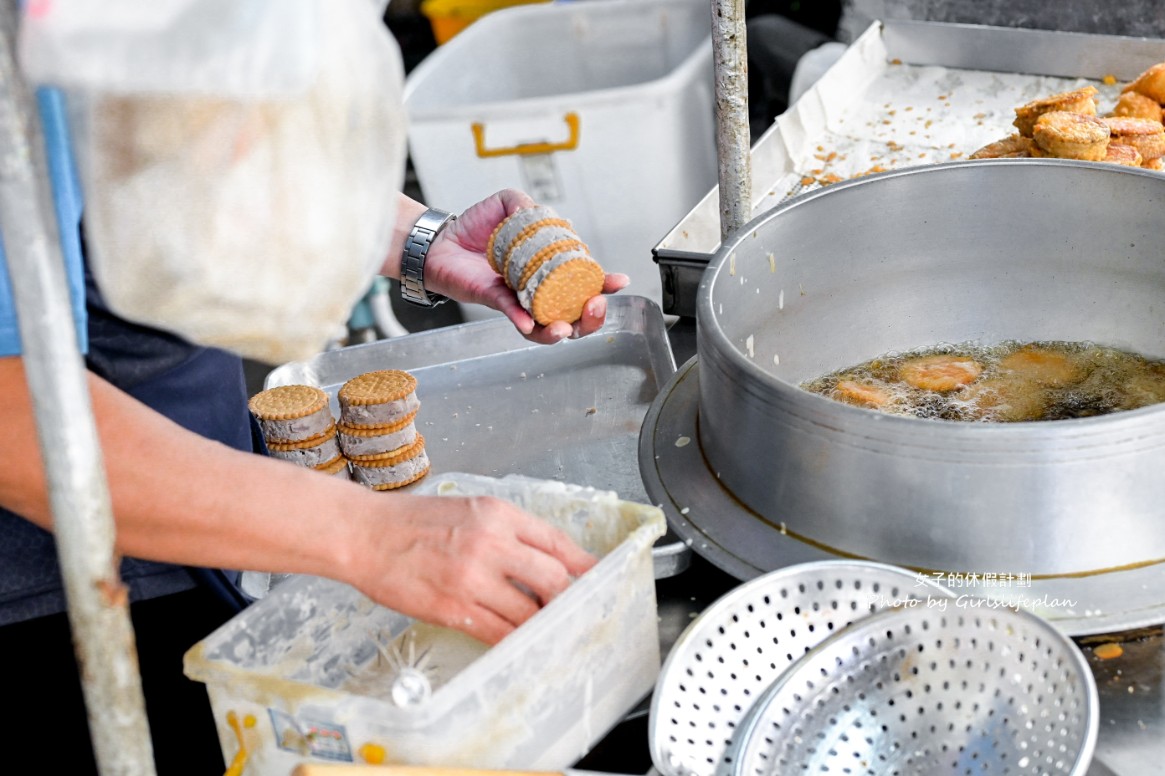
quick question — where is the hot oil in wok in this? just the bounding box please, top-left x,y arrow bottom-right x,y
802,341 -> 1165,422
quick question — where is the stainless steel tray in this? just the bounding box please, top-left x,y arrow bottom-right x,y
654,20 -> 1165,316
266,294 -> 688,577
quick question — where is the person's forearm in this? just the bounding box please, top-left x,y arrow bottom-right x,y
0,357 -> 369,579
379,193 -> 428,280
0,356 -> 596,644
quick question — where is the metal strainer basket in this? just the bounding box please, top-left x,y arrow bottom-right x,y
649,561 -> 954,776
729,604 -> 1099,776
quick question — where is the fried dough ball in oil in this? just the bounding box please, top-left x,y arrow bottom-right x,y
1111,90 -> 1164,122
1013,86 -> 1098,137
1032,111 -> 1110,161
832,379 -> 892,408
899,355 -> 983,393
1120,364 -> 1165,410
1123,62 -> 1165,104
960,377 -> 1049,422
969,134 -> 1034,160
1100,116 -> 1165,161
998,347 -> 1083,387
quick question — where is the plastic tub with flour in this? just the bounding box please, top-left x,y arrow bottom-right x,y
184,473 -> 665,774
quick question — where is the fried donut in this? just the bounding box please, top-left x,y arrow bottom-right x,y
899,355 -> 983,393
1100,116 -> 1165,160
1013,86 -> 1098,137
998,347 -> 1083,388
833,379 -> 892,408
1144,156 -> 1165,171
969,134 -> 1034,159
1122,62 -> 1165,103
960,377 -> 1049,422
1111,90 -> 1164,122
1032,111 -> 1110,161
1105,143 -> 1144,166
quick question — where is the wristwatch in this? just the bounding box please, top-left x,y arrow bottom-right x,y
400,207 -> 455,308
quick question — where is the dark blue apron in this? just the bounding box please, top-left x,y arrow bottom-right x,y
0,259 -> 254,626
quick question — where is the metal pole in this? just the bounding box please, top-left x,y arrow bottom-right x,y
0,3 -> 156,774
711,0 -> 753,242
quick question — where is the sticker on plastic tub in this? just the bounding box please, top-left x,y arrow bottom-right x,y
268,709 -> 353,762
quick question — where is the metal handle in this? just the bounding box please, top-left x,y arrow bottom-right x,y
223,710 -> 257,776
471,113 -> 580,158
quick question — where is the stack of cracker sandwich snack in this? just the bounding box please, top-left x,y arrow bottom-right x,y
248,385 -> 350,480
337,369 -> 431,490
487,205 -> 605,325
970,60 -> 1165,170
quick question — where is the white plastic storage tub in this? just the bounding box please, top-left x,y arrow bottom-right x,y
184,473 -> 666,775
403,0 -> 716,320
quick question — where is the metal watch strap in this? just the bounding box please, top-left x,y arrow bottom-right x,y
400,207 -> 455,308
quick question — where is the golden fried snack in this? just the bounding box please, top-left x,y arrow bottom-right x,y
998,347 -> 1083,387
1105,143 -> 1144,166
1111,90 -> 1164,122
1032,111 -> 1110,161
960,377 -> 1048,422
1144,156 -> 1165,170
832,379 -> 891,408
899,355 -> 983,393
1122,62 -> 1165,103
1013,86 -> 1098,137
1119,364 -> 1165,410
969,134 -> 1034,159
1100,116 -> 1165,160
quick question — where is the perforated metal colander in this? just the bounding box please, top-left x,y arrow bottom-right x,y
729,605 -> 1099,776
649,561 -> 954,776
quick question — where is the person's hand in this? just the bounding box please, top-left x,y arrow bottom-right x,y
349,494 -> 597,645
423,189 -> 630,344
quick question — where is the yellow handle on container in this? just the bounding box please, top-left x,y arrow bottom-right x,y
471,112 -> 580,158
293,767 -> 564,776
223,710 -> 256,776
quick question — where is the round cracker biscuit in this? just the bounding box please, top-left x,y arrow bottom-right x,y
339,370 -> 417,405
516,237 -> 587,293
501,219 -> 574,287
349,434 -> 431,490
339,370 -> 420,429
338,413 -> 419,461
267,427 -> 342,468
485,220 -> 506,274
489,206 -> 559,274
368,461 -> 431,491
316,455 -> 351,478
506,226 -> 580,290
530,258 -> 606,326
248,384 -> 327,421
249,385 -> 333,443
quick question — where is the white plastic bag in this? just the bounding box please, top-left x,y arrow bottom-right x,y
19,0 -> 320,98
22,0 -> 408,364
